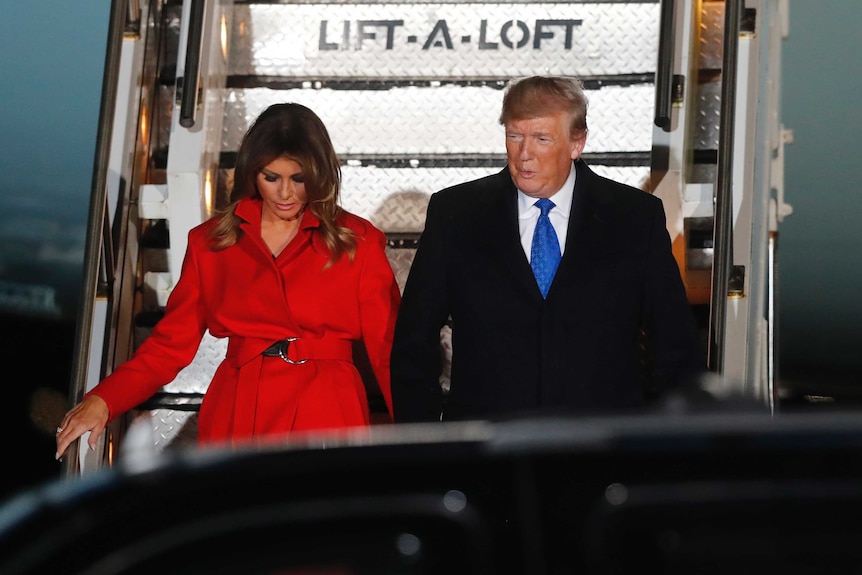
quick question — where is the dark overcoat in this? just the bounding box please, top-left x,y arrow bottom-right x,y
391,159 -> 704,422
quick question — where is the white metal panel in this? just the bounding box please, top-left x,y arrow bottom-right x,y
221,84 -> 655,155
725,0 -> 791,408
229,2 -> 660,79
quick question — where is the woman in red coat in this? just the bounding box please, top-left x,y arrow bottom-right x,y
56,103 -> 401,457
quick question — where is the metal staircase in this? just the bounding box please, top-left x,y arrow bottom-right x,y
66,0 -> 791,475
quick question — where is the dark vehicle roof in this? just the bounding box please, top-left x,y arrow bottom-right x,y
4,411 -> 862,575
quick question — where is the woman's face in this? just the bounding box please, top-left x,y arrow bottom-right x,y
256,156 -> 308,222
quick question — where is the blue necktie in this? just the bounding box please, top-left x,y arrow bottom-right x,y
531,198 -> 561,298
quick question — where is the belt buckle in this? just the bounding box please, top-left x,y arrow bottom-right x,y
277,337 -> 308,365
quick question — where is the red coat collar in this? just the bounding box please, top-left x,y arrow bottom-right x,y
234,197 -> 320,232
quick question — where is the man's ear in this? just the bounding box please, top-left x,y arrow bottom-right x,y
570,132 -> 587,160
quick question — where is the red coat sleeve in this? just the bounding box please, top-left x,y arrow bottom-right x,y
357,226 -> 401,417
87,230 -> 208,421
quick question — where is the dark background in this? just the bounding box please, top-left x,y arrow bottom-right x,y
0,0 -> 110,502
0,313 -> 74,500
1,1 -> 860,504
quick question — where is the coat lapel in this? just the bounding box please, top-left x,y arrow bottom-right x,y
233,197 -> 309,335
548,160 -> 608,297
480,168 -> 543,299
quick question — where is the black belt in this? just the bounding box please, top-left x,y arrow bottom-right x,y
261,337 -> 307,365
260,337 -> 354,365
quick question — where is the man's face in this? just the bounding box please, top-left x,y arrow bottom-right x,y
504,112 -> 586,199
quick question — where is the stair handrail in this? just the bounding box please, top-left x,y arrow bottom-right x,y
708,0 -> 743,374
179,0 -> 207,128
63,0 -> 127,477
654,0 -> 675,130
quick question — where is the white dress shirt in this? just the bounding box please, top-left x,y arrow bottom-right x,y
517,163 -> 576,262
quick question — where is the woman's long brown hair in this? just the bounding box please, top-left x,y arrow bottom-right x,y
208,103 -> 357,265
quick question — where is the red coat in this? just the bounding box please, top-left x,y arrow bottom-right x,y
91,197 -> 401,446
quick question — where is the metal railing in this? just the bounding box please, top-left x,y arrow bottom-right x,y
64,0 -> 128,476
707,0 -> 743,374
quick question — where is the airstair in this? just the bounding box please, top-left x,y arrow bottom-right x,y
65,0 -> 791,474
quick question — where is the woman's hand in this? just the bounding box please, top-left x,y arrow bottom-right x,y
55,395 -> 109,460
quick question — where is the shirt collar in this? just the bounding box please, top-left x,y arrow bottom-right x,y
517,162 -> 577,220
